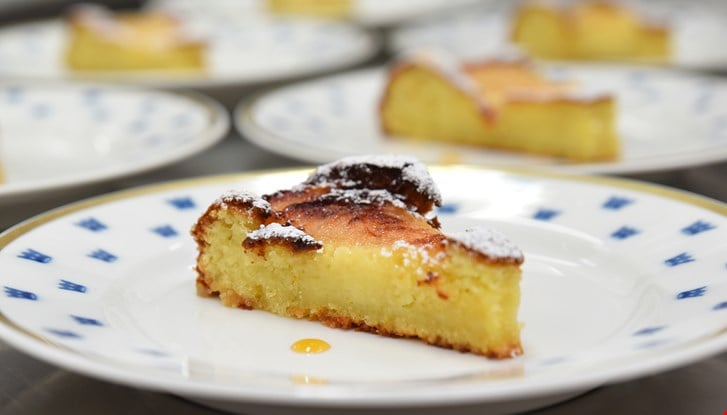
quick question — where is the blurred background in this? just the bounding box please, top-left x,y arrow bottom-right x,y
0,0 -> 726,414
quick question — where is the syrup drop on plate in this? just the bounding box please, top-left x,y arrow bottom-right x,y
291,338 -> 330,354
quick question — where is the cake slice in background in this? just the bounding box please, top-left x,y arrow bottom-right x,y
511,0 -> 670,62
379,51 -> 619,162
65,4 -> 206,72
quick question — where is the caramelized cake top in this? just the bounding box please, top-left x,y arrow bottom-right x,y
301,155 -> 442,216
195,156 -> 523,265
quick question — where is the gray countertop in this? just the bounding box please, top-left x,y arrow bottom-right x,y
1,131 -> 726,414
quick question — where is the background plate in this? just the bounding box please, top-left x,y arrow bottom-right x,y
237,67 -> 727,174
0,17 -> 377,88
0,81 -> 228,202
0,167 -> 726,414
390,2 -> 727,71
149,0 -> 482,28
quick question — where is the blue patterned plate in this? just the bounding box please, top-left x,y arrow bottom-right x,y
391,2 -> 727,70
0,167 -> 725,414
0,15 -> 377,88
0,81 -> 228,201
237,66 -> 727,174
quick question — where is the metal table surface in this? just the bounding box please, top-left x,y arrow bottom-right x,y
0,132 -> 726,414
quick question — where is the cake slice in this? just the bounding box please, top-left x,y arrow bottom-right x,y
511,0 -> 670,62
379,51 -> 619,161
266,0 -> 352,19
192,156 -> 523,358
65,4 -> 206,72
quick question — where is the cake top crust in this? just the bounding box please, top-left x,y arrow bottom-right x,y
302,154 -> 442,215
391,49 -> 613,110
448,227 -> 524,263
194,156 -> 523,265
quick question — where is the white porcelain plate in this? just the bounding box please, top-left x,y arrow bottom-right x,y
237,67 -> 727,174
390,2 -> 727,71
0,81 -> 228,202
0,167 -> 726,414
0,16 -> 377,88
149,0 -> 481,28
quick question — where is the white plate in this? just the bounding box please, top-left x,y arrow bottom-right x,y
0,167 -> 726,415
0,81 -> 228,202
390,2 -> 727,71
0,17 -> 377,88
236,67 -> 727,174
149,0 -> 481,28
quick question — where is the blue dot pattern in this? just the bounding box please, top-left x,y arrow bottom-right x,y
681,220 -> 716,236
714,301 -> 727,311
676,286 -> 707,300
45,329 -> 81,339
611,226 -> 639,240
58,279 -> 87,293
633,326 -> 664,336
76,218 -> 107,232
3,286 -> 38,300
664,252 -> 695,267
167,197 -> 196,210
71,315 -> 103,326
602,196 -> 633,210
437,204 -> 460,214
88,249 -> 118,263
17,249 -> 52,264
151,225 -> 178,238
533,208 -> 560,221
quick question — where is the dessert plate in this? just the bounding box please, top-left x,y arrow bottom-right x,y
149,0 -> 481,28
0,81 -> 228,203
0,16 -> 377,88
237,66 -> 727,174
390,2 -> 727,71
0,167 -> 726,415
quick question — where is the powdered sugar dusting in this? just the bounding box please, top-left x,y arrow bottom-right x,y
311,154 -> 441,204
246,223 -> 321,246
319,188 -> 409,210
216,190 -> 271,212
449,226 -> 523,261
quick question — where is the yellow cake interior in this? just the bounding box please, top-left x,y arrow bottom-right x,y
511,1 -> 670,62
380,57 -> 619,161
65,6 -> 206,72
193,156 -> 523,358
